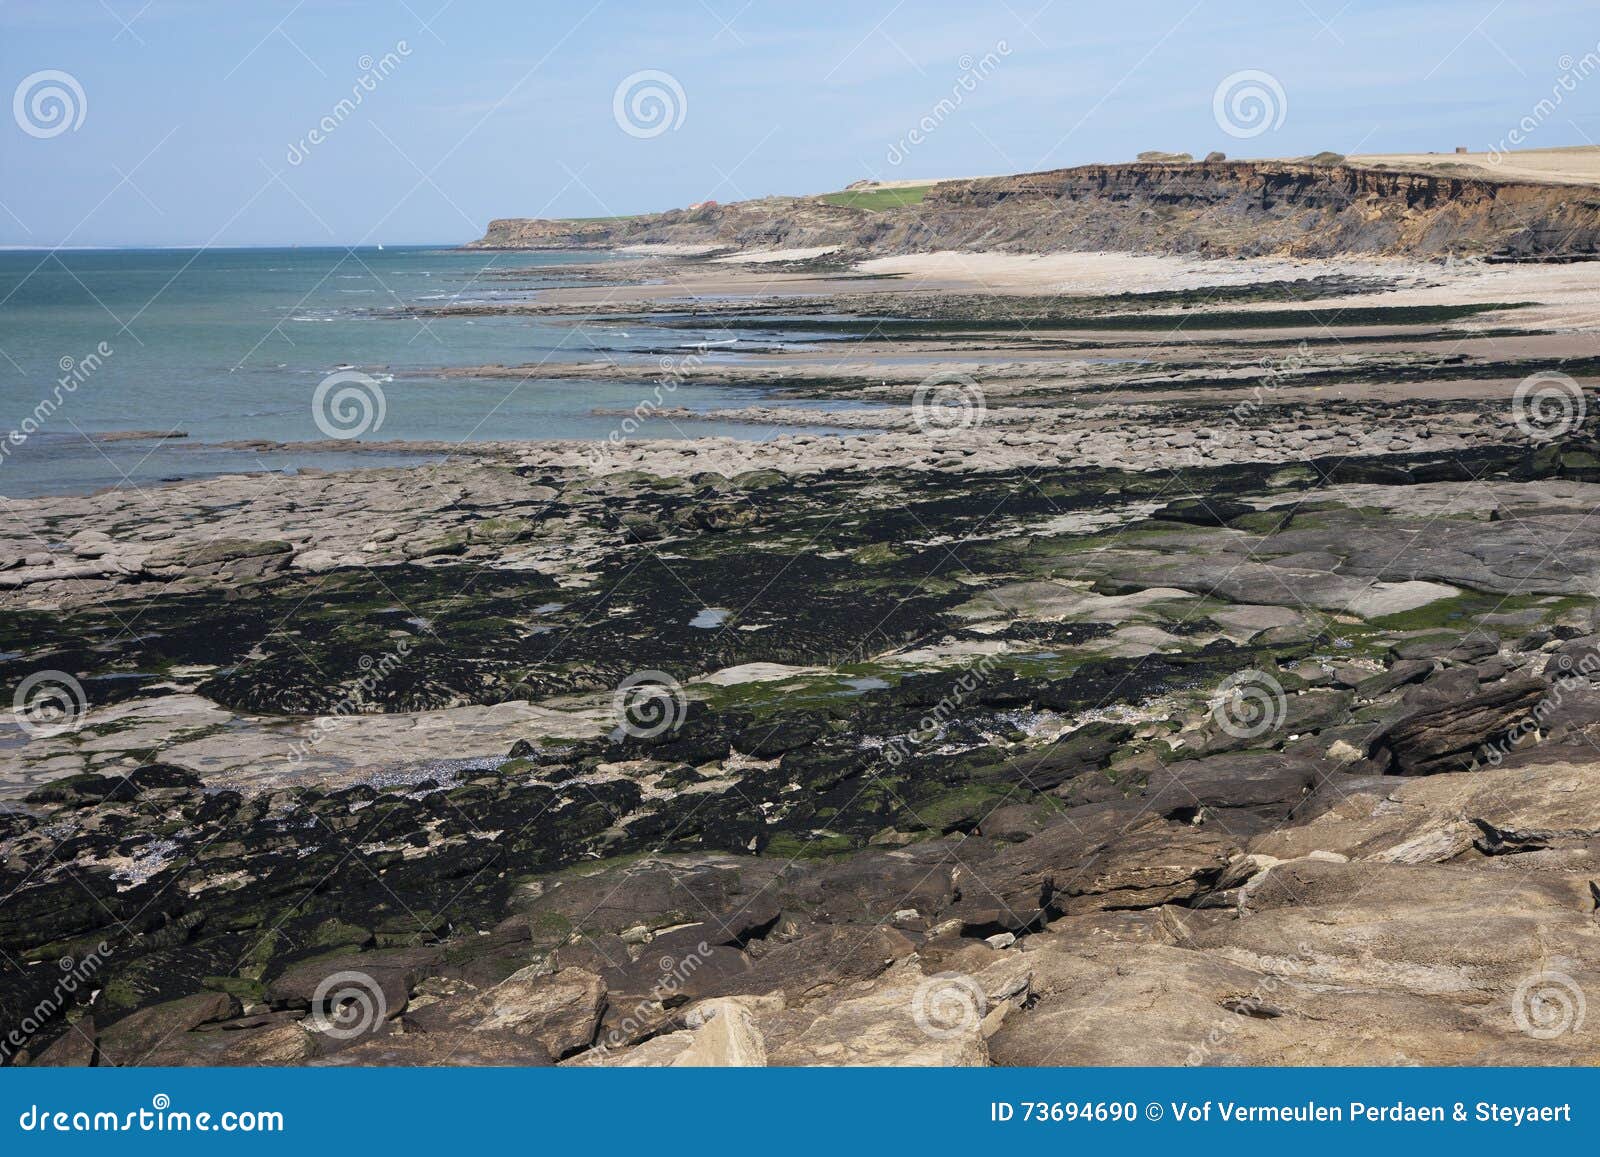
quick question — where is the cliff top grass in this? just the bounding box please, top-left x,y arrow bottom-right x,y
818,184 -> 933,211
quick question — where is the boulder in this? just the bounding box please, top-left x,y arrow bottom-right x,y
265,947 -> 436,1023
1355,659 -> 1434,699
976,803 -> 1052,842
705,926 -> 916,1003
949,804 -> 1238,929
28,1020 -> 96,1067
997,721 -> 1132,789
670,998 -> 768,1066
146,537 -> 292,570
764,963 -> 991,1066
312,1029 -> 552,1066
407,967 -> 605,1060
1145,752 -> 1320,826
97,992 -> 238,1066
1371,677 -> 1549,774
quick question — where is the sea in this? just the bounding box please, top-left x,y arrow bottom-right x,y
0,245 -> 863,498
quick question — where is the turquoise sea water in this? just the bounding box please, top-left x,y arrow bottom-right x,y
0,246 -> 859,497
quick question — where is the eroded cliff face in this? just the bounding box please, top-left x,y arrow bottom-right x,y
472,195 -> 867,253
470,161 -> 1600,259
917,162 -> 1600,258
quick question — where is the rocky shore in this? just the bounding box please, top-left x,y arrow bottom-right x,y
3,243 -> 1599,1067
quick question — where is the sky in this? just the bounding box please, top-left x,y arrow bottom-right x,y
1,0 -> 1597,247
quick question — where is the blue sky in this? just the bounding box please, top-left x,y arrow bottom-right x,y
2,0 -> 1597,246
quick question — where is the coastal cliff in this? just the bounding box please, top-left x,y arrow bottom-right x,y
471,160 -> 1600,260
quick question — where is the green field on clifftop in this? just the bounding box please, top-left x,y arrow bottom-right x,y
818,184 -> 934,210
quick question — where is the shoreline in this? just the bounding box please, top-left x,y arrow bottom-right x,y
15,245 -> 1595,505
7,234 -> 1600,1068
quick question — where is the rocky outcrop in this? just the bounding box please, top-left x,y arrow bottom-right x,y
470,161 -> 1600,259
470,196 -> 864,253
1370,676 -> 1551,774
23,742 -> 1599,1067
917,162 -> 1600,259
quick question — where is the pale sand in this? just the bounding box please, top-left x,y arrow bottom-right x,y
616,242 -> 724,256
1352,145 -> 1600,186
856,251 -> 1600,329
528,248 -> 1600,332
854,250 -> 1428,293
1215,261 -> 1600,330
713,245 -> 840,264
534,250 -> 1436,308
